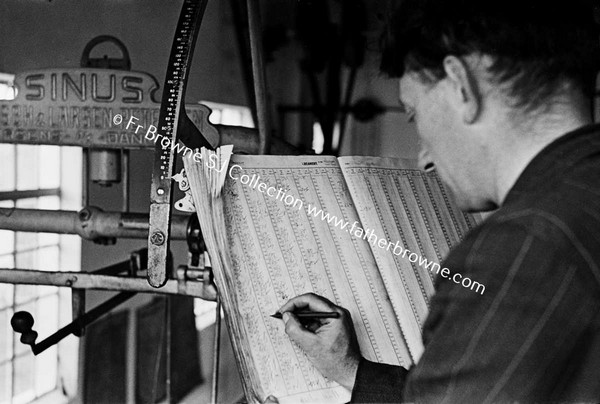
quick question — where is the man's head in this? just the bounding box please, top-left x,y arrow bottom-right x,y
382,0 -> 600,211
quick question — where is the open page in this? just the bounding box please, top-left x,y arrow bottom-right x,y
185,152 -> 411,404
339,156 -> 482,363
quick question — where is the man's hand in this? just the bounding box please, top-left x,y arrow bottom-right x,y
278,293 -> 361,390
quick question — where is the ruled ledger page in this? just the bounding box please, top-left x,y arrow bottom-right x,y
339,156 -> 482,363
224,155 -> 411,403
184,151 -> 479,404
185,153 -> 410,404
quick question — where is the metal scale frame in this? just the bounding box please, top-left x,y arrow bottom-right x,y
0,0 -> 297,402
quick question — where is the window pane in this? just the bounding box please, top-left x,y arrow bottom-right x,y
34,296 -> 58,396
38,232 -> 59,247
16,145 -> 39,191
0,308 -> 13,363
203,103 -> 254,128
59,146 -> 82,211
0,254 -> 14,269
194,299 -> 217,330
241,112 -> 254,127
0,116 -> 82,403
208,109 -> 222,124
38,285 -> 59,300
37,246 -> 59,272
0,362 -> 11,404
38,195 -> 59,211
0,78 -> 16,101
221,109 -> 243,126
15,198 -> 36,209
0,144 -> 15,192
37,146 -> 60,189
15,248 -> 37,268
0,283 -> 13,310
34,296 -> 59,398
14,284 -> 37,307
15,232 -> 37,255
35,344 -> 57,397
35,295 -> 58,344
13,354 -> 35,404
0,231 -> 14,256
37,246 -> 60,296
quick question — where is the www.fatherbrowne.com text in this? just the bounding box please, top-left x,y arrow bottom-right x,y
113,113 -> 486,295
211,163 -> 485,295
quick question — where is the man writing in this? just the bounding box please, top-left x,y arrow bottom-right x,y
278,0 -> 600,401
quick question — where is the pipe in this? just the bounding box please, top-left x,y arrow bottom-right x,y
0,206 -> 189,241
0,269 -> 206,297
246,0 -> 271,154
211,296 -> 222,404
229,0 -> 259,127
122,150 -> 130,212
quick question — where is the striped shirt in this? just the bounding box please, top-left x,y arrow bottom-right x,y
351,124 -> 600,403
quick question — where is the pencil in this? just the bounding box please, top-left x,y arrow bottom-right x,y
270,311 -> 340,319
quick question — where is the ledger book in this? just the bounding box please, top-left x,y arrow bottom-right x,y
183,147 -> 480,403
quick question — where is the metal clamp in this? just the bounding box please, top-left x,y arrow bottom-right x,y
175,213 -> 217,301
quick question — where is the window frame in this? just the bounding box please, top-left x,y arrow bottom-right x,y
0,137 -> 82,404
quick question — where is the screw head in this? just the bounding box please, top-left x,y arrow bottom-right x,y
157,188 -> 165,195
78,208 -> 91,221
150,231 -> 165,245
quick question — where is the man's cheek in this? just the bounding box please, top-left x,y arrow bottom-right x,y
433,164 -> 455,194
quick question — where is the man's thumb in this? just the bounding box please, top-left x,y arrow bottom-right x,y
282,312 -> 314,346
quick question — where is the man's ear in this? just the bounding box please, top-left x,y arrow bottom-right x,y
443,55 -> 481,124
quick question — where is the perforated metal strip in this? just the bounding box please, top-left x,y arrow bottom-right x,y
148,0 -> 208,287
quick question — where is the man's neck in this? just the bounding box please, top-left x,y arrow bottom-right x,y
491,99 -> 592,205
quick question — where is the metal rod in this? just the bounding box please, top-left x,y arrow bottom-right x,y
0,207 -> 188,240
82,149 -> 89,207
122,149 -> 130,212
166,296 -> 172,404
32,292 -> 136,355
229,0 -> 258,127
322,40 -> 343,155
211,295 -> 222,404
71,289 -> 86,337
0,269 -> 207,298
306,71 -> 324,129
337,66 -> 358,154
247,0 -> 271,154
0,189 -> 60,202
126,305 -> 137,404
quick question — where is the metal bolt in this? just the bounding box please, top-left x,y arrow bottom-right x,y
157,188 -> 165,195
150,231 -> 165,245
78,208 -> 91,221
66,276 -> 77,287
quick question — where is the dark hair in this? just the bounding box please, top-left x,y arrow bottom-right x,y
381,0 -> 600,109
